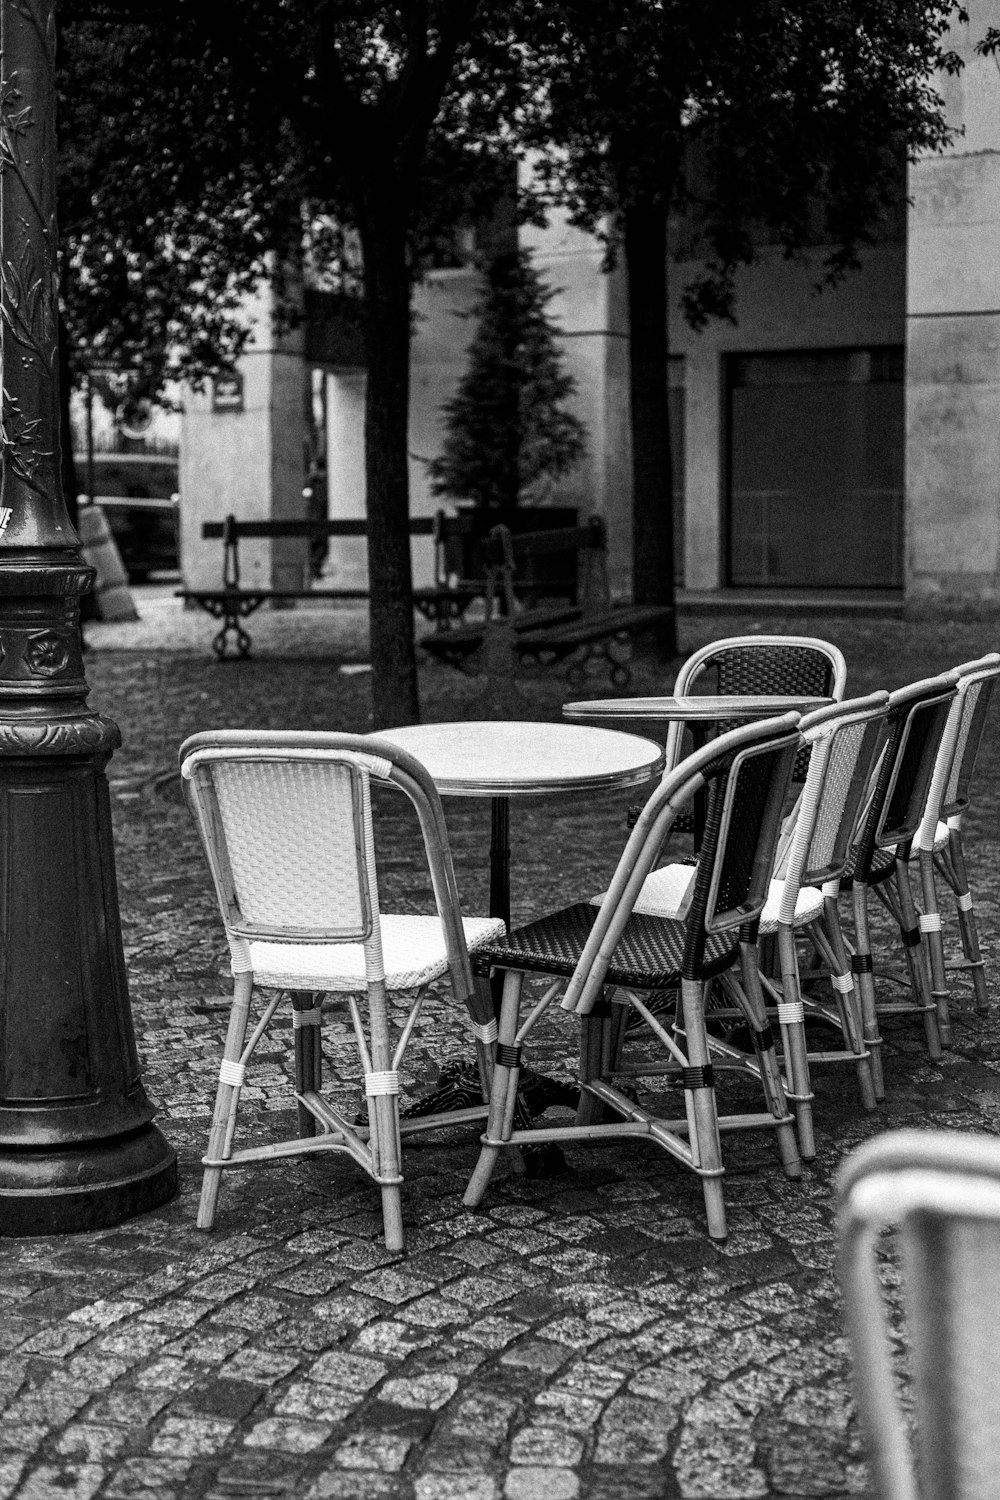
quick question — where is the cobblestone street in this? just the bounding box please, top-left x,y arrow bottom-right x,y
2,600 -> 998,1500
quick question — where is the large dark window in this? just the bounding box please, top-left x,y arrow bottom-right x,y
726,347 -> 904,588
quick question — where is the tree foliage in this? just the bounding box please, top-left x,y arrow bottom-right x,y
427,248 -> 585,522
516,0 -> 965,631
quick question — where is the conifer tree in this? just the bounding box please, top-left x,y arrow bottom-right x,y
428,249 -> 585,526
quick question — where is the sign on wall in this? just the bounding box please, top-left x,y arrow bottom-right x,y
212,372 -> 245,413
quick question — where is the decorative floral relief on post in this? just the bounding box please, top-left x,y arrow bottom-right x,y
23,627 -> 69,676
0,1 -> 60,509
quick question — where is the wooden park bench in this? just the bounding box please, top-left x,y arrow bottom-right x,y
412,507 -> 581,627
179,513 -> 435,658
420,517 -> 672,689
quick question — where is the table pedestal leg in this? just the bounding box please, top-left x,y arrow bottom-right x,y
490,796 -> 511,1018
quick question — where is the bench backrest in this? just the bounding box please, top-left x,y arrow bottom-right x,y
481,517 -> 610,615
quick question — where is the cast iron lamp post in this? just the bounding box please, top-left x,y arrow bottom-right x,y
0,0 -> 177,1231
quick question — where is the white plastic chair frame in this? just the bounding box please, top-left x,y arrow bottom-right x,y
463,714 -> 803,1242
833,674 -> 958,1100
179,729 -> 503,1252
837,1129 -> 1000,1500
911,654 -> 1000,1043
663,633 -> 848,773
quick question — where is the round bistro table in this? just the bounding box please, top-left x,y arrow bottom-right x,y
562,694 -> 833,845
379,720 -> 664,931
378,721 -> 664,1145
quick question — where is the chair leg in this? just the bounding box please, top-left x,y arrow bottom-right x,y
680,978 -> 727,1241
366,976 -> 404,1254
894,854 -> 942,1061
738,942 -> 802,1177
917,849 -> 952,1047
852,884 -> 885,1101
292,991 -> 322,1138
576,998 -> 611,1126
774,925 -> 815,1161
464,970 -> 523,1208
946,826 -> 990,1014
820,901 -> 878,1112
199,969 -> 253,1231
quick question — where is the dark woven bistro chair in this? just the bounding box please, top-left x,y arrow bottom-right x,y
832,672 -> 958,1098
664,633 -> 847,783
463,713 -> 803,1242
614,692 -> 892,1161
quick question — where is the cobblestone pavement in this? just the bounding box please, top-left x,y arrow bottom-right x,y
2,599 -> 999,1500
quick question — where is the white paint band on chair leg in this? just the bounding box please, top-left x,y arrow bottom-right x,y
919,913 -> 943,933
292,1007 -> 323,1028
471,1019 -> 498,1044
957,892 -> 974,912
365,1070 -> 400,1097
831,973 -> 854,995
229,937 -> 253,974
219,1059 -> 246,1086
777,1001 -> 805,1025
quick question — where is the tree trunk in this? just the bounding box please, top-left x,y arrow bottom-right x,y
359,189 -> 420,729
623,194 -> 677,656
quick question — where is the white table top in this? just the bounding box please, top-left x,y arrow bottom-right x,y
562,694 -> 832,722
379,720 -> 664,797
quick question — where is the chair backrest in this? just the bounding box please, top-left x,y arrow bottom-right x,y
674,634 -> 848,700
562,713 -> 802,1014
914,653 -> 1000,852
666,634 -> 847,776
837,1129 -> 1000,1500
178,729 -> 476,1001
849,673 -> 957,881
773,692 -> 891,921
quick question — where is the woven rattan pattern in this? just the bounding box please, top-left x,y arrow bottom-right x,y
881,696 -> 952,849
945,680 -> 985,813
801,720 -> 868,882
714,646 -> 834,782
211,759 -> 369,933
839,842 -> 897,888
472,901 -> 738,988
712,749 -> 781,924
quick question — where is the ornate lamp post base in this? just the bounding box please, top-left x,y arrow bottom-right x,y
0,1128 -> 177,1236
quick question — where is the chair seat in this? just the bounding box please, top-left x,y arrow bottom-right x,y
248,914 -> 507,992
839,843 -> 900,889
472,901 -> 738,988
910,820 -> 950,858
592,865 -> 825,936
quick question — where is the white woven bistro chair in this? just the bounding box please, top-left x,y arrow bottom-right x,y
910,654 -> 1000,1043
837,1129 -> 1000,1500
179,729 -> 506,1252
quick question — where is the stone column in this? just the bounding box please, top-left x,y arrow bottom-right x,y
906,0 -> 1000,607
179,275 -> 307,593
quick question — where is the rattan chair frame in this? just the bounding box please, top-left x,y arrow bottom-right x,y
911,654 -> 1000,1040
463,714 -> 803,1241
837,1129 -> 1000,1500
179,729 -> 504,1252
